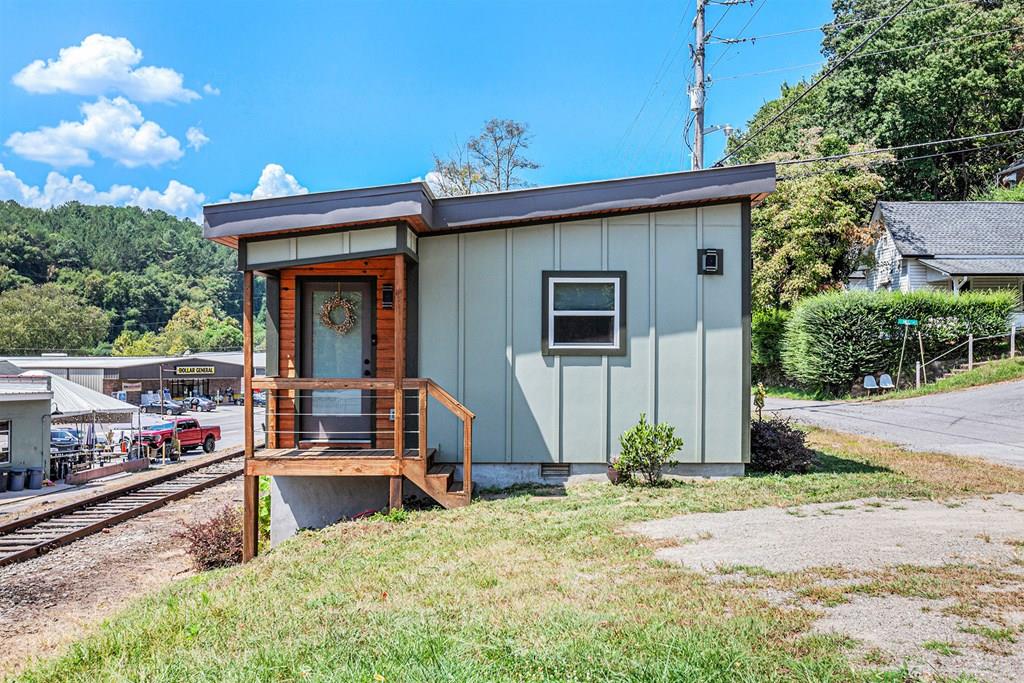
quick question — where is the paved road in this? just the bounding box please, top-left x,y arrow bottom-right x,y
767,380 -> 1024,468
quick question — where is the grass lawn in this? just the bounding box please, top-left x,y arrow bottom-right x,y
762,384 -> 829,401
13,429 -> 1024,683
869,356 -> 1024,401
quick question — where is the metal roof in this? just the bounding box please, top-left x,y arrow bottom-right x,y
203,163 -> 776,246
920,257 -> 1024,276
0,376 -> 52,403
3,352 -> 267,371
874,201 -> 1024,257
22,370 -> 137,420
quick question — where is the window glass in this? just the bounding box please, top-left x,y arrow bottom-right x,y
553,316 -> 615,344
553,282 -> 615,311
543,273 -> 625,354
0,421 -> 9,464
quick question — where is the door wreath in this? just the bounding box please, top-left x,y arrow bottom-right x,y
319,294 -> 358,334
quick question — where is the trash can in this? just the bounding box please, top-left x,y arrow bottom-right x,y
27,467 -> 44,490
8,468 -> 26,492
0,469 -> 8,493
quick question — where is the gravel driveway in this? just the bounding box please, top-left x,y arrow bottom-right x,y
767,380 -> 1024,468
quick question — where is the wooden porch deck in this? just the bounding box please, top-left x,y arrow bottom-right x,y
246,448 -> 433,477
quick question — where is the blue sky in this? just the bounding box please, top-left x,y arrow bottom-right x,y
0,0 -> 832,221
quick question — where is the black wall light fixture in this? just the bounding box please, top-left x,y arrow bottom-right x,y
382,283 -> 394,309
698,249 -> 724,275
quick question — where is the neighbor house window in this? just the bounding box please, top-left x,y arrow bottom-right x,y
542,271 -> 626,355
0,420 -> 10,465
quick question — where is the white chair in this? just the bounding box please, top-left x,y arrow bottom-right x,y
863,375 -> 879,392
878,373 -> 895,391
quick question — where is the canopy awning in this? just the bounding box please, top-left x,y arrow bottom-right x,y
21,370 -> 139,423
921,258 -> 1024,276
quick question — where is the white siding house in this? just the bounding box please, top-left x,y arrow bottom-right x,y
861,202 -> 1024,323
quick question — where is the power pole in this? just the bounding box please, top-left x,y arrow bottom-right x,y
690,0 -> 706,169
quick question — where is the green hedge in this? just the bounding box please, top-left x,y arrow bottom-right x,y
752,309 -> 789,384
781,290 -> 1015,393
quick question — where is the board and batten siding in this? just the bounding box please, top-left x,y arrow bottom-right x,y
417,204 -> 748,466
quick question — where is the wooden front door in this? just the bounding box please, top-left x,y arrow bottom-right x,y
299,279 -> 375,445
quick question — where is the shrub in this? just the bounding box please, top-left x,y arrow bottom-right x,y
175,505 -> 243,571
614,413 -> 684,486
750,418 -> 816,474
782,290 -> 1014,395
752,309 -> 789,384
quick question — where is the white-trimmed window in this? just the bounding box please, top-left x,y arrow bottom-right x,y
542,271 -> 627,355
0,420 -> 10,465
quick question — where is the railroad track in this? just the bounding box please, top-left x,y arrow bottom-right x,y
0,450 -> 243,567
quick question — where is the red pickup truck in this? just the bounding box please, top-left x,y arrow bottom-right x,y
137,418 -> 221,455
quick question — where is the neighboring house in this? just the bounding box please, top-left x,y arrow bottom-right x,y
863,201 -> 1024,321
0,373 -> 53,481
997,158 -> 1023,188
203,163 -> 776,557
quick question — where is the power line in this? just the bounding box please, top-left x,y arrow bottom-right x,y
712,24 -> 1024,82
775,137 -> 1023,181
714,0 -> 916,167
776,127 -> 1024,166
707,0 -> 972,45
614,8 -> 692,159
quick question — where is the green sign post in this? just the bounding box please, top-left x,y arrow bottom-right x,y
897,318 -> 918,326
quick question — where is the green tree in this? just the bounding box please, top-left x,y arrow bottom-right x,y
727,0 -> 1024,199
111,304 -> 243,356
0,283 -> 111,354
752,136 -> 888,310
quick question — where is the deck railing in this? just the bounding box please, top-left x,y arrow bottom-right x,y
248,376 -> 474,493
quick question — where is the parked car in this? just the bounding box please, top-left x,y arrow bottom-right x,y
235,391 -> 267,407
186,396 -> 217,412
140,397 -> 186,415
50,428 -> 80,454
136,418 -> 222,454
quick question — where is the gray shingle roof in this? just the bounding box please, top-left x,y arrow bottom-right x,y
875,201 -> 1024,257
922,258 -> 1024,276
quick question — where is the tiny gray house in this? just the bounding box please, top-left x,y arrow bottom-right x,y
203,163 -> 776,557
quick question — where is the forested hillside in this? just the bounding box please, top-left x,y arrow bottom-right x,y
725,0 -> 1024,309
0,201 -> 246,355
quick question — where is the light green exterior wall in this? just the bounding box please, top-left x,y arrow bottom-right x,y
417,203 -> 750,466
0,398 -> 51,470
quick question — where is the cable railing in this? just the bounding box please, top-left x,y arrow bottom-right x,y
248,376 -> 474,496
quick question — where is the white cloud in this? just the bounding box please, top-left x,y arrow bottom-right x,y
227,163 -> 308,201
0,164 -> 46,208
185,126 -> 209,151
0,163 -> 205,221
12,34 -> 198,103
202,83 -> 220,96
5,96 -> 184,168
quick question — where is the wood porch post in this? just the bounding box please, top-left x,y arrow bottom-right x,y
242,270 -> 259,561
391,253 -> 406,511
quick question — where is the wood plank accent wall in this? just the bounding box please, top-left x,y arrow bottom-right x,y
273,257 -> 397,449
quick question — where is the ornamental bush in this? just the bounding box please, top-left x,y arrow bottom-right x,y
615,414 -> 684,486
750,418 -> 816,474
752,309 -> 789,384
175,505 -> 243,571
781,290 -> 1014,395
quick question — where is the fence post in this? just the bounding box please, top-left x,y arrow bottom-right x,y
915,361 -> 921,389
1012,325 -> 1017,359
968,333 -> 974,371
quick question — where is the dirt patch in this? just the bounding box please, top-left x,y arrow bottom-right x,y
632,494 -> 1024,681
0,478 -> 242,677
630,494 -> 1024,572
812,595 -> 1024,683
